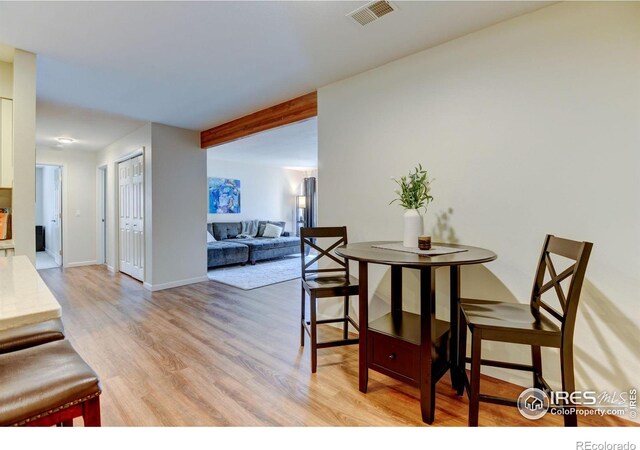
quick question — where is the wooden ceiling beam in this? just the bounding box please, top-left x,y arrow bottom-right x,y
200,92 -> 317,149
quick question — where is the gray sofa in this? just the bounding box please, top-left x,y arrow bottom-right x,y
207,221 -> 302,268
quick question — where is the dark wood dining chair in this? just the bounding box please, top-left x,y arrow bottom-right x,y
300,226 -> 359,373
458,234 -> 592,426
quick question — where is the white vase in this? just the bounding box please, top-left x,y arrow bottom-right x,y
403,209 -> 423,247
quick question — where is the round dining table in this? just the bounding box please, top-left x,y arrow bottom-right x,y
335,241 -> 497,424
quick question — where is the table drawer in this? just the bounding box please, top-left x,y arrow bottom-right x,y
368,330 -> 420,384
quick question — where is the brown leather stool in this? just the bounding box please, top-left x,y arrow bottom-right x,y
0,319 -> 65,354
0,339 -> 102,427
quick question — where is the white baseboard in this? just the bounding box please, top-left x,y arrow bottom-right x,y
106,265 -> 115,273
64,260 -> 99,268
143,275 -> 208,292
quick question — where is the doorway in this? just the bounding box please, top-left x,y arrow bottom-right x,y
35,164 -> 63,270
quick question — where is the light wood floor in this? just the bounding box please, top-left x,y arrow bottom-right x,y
39,265 -> 633,427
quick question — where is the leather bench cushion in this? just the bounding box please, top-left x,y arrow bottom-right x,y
0,340 -> 101,426
0,318 -> 65,354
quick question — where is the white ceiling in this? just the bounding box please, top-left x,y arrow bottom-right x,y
208,118 -> 317,170
36,101 -> 145,152
0,1 -> 552,133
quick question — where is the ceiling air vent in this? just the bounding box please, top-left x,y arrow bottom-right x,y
347,1 -> 397,26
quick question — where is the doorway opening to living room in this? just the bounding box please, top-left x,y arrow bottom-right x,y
205,118 -> 318,290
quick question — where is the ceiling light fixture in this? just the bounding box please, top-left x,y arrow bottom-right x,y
56,137 -> 75,144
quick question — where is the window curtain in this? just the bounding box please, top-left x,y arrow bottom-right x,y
303,177 -> 316,229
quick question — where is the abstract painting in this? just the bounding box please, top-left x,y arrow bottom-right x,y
208,178 -> 241,214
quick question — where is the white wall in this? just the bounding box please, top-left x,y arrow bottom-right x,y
148,123 -> 207,290
0,61 -> 12,99
36,147 -> 98,267
318,1 -> 640,404
11,50 -> 36,262
207,158 -> 307,234
96,122 -> 207,291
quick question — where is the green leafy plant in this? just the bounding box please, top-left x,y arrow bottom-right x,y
390,164 -> 434,212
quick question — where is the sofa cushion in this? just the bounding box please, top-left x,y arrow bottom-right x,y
207,241 -> 247,250
207,241 -> 249,268
235,236 -> 300,251
209,222 -> 242,241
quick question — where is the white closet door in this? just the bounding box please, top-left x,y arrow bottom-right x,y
130,155 -> 144,280
118,155 -> 144,281
118,159 -> 132,277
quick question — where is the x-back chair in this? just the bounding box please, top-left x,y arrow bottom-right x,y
300,226 -> 359,373
458,234 -> 593,426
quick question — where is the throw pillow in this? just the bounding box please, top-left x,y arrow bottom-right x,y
212,223 -> 227,241
207,231 -> 216,243
257,220 -> 286,236
257,221 -> 267,237
269,221 -> 286,231
262,223 -> 283,238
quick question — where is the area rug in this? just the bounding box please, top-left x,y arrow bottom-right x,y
208,254 -> 310,290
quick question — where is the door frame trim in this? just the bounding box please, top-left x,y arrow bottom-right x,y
114,148 -> 145,281
96,165 -> 107,265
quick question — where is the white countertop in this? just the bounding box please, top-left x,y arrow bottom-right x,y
0,239 -> 15,250
0,255 -> 61,331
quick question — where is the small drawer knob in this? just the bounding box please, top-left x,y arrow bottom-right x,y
388,353 -> 397,360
